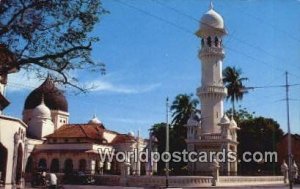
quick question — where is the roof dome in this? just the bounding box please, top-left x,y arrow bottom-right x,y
201,9 -> 224,30
24,76 -> 68,112
32,97 -> 51,118
196,2 -> 226,37
128,131 -> 135,137
88,114 -> 102,124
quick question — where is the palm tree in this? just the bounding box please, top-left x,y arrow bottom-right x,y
170,93 -> 198,174
223,66 -> 248,115
170,94 -> 199,126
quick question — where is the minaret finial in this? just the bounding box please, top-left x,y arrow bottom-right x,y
41,93 -> 45,105
210,1 -> 214,10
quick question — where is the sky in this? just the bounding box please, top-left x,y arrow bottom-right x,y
4,0 -> 300,138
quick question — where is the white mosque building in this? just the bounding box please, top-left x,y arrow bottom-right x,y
0,46 -> 156,186
185,3 -> 239,175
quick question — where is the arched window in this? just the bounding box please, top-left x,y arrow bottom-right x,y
207,36 -> 212,47
214,36 -> 219,47
79,159 -> 87,172
0,143 -> 8,183
25,156 -> 33,173
201,38 -> 204,47
64,159 -> 73,174
50,159 -> 60,173
38,158 -> 47,170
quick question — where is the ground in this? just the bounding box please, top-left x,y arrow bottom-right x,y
1,184 -> 300,189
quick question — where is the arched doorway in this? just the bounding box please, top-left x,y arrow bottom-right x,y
38,158 -> 47,170
25,156 -> 33,173
64,159 -> 73,174
79,159 -> 86,172
50,159 -> 60,173
15,144 -> 23,184
0,143 -> 8,184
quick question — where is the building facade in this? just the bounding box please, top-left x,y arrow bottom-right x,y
185,3 -> 239,175
0,44 -> 27,186
1,71 -> 157,186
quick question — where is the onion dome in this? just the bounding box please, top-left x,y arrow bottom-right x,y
196,2 -> 226,37
24,75 -> 68,112
32,96 -> 51,119
88,114 -> 102,124
219,114 -> 230,125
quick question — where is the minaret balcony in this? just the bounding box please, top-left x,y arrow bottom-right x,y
197,85 -> 227,97
199,47 -> 224,59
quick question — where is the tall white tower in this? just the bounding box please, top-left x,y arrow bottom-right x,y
196,2 -> 227,134
185,3 -> 239,175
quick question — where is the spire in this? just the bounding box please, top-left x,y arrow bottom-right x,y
41,93 -> 45,105
210,1 -> 214,10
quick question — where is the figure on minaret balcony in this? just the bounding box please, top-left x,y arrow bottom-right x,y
185,2 -> 239,176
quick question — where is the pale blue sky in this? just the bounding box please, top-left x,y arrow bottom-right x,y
5,0 -> 300,137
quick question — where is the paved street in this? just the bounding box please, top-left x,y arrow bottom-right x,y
2,184 -> 300,189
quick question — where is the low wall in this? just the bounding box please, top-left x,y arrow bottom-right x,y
95,175 -> 212,187
95,175 -> 285,187
219,176 -> 284,186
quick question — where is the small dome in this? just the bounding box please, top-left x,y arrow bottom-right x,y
24,75 -> 68,112
128,131 -> 135,137
220,114 -> 230,125
88,114 -> 102,124
196,3 -> 226,37
200,8 -> 224,30
32,97 -> 51,119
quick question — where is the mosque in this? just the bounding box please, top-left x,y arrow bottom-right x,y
0,45 -> 155,186
1,2 -> 240,187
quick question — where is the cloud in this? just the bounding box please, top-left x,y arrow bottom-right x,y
5,71 -> 161,94
87,80 -> 161,94
6,71 -> 42,92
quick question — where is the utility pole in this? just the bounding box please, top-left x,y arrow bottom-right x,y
285,71 -> 293,189
165,97 -> 169,188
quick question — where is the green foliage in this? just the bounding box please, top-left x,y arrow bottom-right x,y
0,0 -> 108,91
225,106 -> 255,124
223,66 -> 248,111
170,94 -> 198,174
230,108 -> 285,175
150,94 -> 198,175
149,122 -> 168,175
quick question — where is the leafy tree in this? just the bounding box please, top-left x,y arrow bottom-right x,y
226,107 -> 284,175
149,122 -> 168,175
170,94 -> 199,126
0,0 -> 108,91
170,94 -> 198,174
225,106 -> 255,124
238,117 -> 284,175
223,66 -> 248,114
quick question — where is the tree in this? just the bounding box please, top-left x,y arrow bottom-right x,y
238,117 -> 284,175
225,106 -> 255,124
229,107 -> 284,175
170,94 -> 199,126
149,123 -> 168,175
223,66 -> 248,114
0,0 -> 108,91
170,94 -> 198,174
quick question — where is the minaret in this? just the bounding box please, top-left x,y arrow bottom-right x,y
186,3 -> 238,176
195,2 -> 227,134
